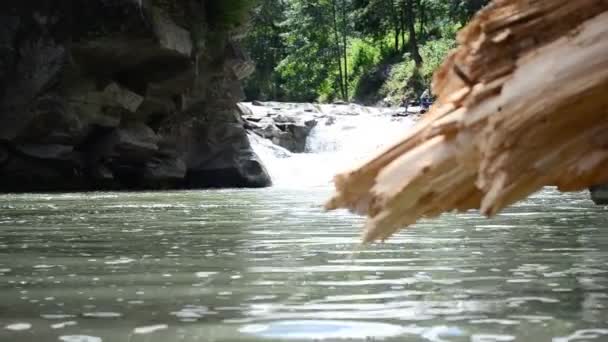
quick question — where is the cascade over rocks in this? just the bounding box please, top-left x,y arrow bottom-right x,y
0,0 -> 271,192
240,101 -> 405,153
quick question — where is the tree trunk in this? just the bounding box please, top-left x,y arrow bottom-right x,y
331,0 -> 346,100
341,0 -> 349,100
405,0 -> 422,65
326,0 -> 608,243
400,1 -> 406,53
418,0 -> 425,35
387,0 -> 400,52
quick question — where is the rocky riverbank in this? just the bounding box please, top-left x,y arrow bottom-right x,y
0,0 -> 271,192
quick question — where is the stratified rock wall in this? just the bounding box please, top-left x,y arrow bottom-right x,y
0,0 -> 270,191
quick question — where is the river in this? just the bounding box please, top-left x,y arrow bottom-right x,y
1,108 -> 608,341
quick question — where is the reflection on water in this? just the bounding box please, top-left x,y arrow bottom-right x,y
0,188 -> 607,341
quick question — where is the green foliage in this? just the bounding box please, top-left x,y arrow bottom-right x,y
381,37 -> 455,104
243,0 -> 287,100
243,0 -> 489,103
275,45 -> 333,102
420,37 -> 456,84
345,38 -> 382,101
206,0 -> 257,29
381,59 -> 417,104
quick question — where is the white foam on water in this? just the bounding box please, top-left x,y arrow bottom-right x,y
248,104 -> 414,188
104,258 -> 135,265
59,335 -> 102,342
134,324 -> 168,334
4,323 -> 31,331
82,312 -> 122,318
42,314 -> 76,320
239,320 -> 416,340
51,321 -> 78,329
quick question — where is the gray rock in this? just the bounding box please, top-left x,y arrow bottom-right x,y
103,83 -> 144,113
590,185 -> 608,205
151,9 -> 193,58
175,118 -> 271,188
0,0 -> 272,192
92,122 -> 159,164
15,144 -> 74,161
237,102 -> 254,116
90,163 -> 115,182
325,116 -> 337,126
273,114 -> 297,124
143,157 -> 187,183
245,107 -> 319,153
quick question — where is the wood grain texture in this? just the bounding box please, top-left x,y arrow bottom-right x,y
326,0 -> 608,243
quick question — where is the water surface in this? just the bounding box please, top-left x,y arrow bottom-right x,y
1,188 -> 608,341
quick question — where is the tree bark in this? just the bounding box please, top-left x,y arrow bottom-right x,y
326,0 -> 608,243
399,1 -> 406,53
341,0 -> 349,100
405,0 -> 422,65
331,0 -> 346,100
418,0 -> 425,35
387,0 -> 400,52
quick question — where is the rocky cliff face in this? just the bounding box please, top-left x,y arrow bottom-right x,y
0,0 -> 271,192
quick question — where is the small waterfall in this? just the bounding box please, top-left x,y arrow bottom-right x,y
248,103 -> 415,188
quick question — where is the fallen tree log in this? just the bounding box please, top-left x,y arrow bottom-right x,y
326,0 -> 608,243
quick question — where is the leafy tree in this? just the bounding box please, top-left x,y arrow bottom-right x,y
244,0 -> 287,100
243,0 -> 490,103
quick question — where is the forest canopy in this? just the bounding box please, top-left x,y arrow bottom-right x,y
243,0 -> 489,104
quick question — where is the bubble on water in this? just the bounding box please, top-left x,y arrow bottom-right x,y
471,334 -> 516,342
240,320 -> 413,340
51,321 -> 77,329
5,323 -> 32,331
104,258 -> 135,265
195,272 -> 217,278
59,335 -> 102,342
554,329 -> 608,342
134,324 -> 168,334
41,314 -> 76,320
171,305 -> 209,320
82,312 -> 122,318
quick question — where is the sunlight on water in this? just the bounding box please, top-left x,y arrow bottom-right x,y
0,188 -> 607,341
1,105 -> 608,341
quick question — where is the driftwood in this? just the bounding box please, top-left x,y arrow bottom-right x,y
326,0 -> 608,243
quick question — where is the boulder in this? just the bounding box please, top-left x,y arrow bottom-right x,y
590,185 -> 608,205
274,122 -> 317,153
178,118 -> 271,188
159,98 -> 272,189
15,144 -> 74,161
103,83 -> 144,113
143,156 -> 187,188
250,116 -> 318,153
93,122 -> 159,163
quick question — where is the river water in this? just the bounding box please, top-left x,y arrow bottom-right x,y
1,110 -> 608,341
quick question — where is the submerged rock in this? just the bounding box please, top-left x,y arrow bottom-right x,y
0,0 -> 270,191
590,185 -> 608,205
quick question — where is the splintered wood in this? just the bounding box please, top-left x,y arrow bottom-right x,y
326,0 -> 608,243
